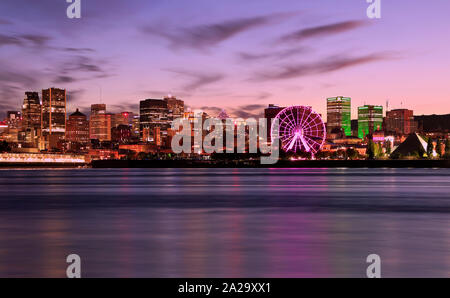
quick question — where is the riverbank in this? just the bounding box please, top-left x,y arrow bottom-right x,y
0,162 -> 87,168
91,159 -> 450,168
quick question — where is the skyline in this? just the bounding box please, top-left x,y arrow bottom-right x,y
1,1 -> 450,119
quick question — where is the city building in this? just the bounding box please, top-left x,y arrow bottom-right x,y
21,92 -> 41,146
385,109 -> 416,135
89,104 -> 112,142
22,92 -> 41,130
131,115 -> 140,139
6,111 -> 22,129
66,109 -> 89,151
264,104 -> 285,138
391,133 -> 428,158
139,99 -> 173,143
91,104 -> 106,115
4,111 -> 22,143
41,88 -> 66,150
327,96 -> 351,137
112,124 -> 132,144
112,112 -> 134,128
358,105 -> 383,139
164,95 -> 184,121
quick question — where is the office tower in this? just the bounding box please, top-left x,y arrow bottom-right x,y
66,109 -> 89,145
22,92 -> 41,129
4,111 -> 21,143
91,104 -> 106,115
6,111 -> 22,128
358,105 -> 383,139
164,95 -> 184,121
264,104 -> 285,138
139,98 -> 170,143
89,104 -> 112,141
112,112 -> 134,128
131,115 -> 140,138
327,96 -> 351,136
41,88 -> 66,150
385,109 -> 415,135
112,124 -> 132,144
21,92 -> 41,145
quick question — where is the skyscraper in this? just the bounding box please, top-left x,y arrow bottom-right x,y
5,111 -> 21,143
164,95 -> 184,121
264,104 -> 285,138
139,98 -> 170,143
41,88 -> 66,150
22,92 -> 41,146
111,112 -> 134,129
66,109 -> 89,145
327,96 -> 351,136
358,105 -> 383,139
22,92 -> 41,130
385,109 -> 415,135
89,104 -> 112,141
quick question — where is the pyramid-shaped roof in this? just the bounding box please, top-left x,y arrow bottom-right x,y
391,133 -> 428,156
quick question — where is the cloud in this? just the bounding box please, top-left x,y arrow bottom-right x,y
141,12 -> 295,50
109,102 -> 140,113
0,33 -> 52,48
0,19 -> 12,25
165,69 -> 225,90
231,92 -> 273,101
198,104 -> 266,118
237,47 -> 309,63
230,104 -> 266,118
53,76 -> 77,84
19,34 -> 51,46
0,34 -> 23,47
142,90 -> 192,99
280,20 -> 368,43
66,89 -> 85,104
51,55 -> 112,84
252,52 -> 394,81
60,47 -> 96,53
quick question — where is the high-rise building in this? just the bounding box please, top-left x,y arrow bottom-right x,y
385,109 -> 415,135
358,105 -> 383,139
164,95 -> 184,121
41,88 -> 66,150
327,96 -> 351,136
264,104 -> 285,138
89,104 -> 112,141
21,92 -> 41,145
112,124 -> 132,144
22,92 -> 41,129
6,111 -> 22,129
140,98 -> 170,143
4,111 -> 21,143
131,115 -> 140,138
139,97 -> 184,143
91,104 -> 106,115
112,112 -> 134,128
66,109 -> 89,145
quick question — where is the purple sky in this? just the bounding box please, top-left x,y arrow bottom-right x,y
1,0 -> 450,119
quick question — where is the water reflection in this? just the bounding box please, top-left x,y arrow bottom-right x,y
0,168 -> 449,277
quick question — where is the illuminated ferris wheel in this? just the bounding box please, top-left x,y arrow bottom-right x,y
271,106 -> 326,154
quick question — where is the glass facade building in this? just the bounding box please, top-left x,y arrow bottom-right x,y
385,109 -> 415,135
358,105 -> 383,139
41,88 -> 66,150
326,96 -> 351,136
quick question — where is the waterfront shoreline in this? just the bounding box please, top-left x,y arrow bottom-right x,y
2,159 -> 450,168
90,159 -> 450,168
